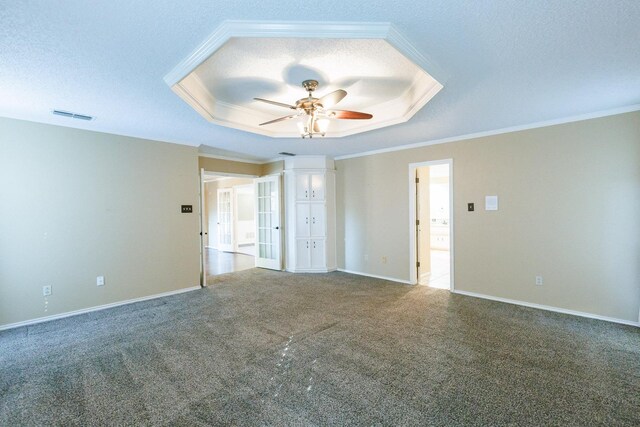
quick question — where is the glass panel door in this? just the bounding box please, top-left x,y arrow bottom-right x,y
254,175 -> 282,270
217,188 -> 233,252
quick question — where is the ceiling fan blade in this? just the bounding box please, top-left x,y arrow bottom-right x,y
259,114 -> 298,126
316,89 -> 347,109
328,110 -> 373,120
254,98 -> 296,110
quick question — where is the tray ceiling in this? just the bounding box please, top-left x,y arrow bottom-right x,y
166,22 -> 443,138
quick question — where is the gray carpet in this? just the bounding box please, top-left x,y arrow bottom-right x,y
1,269 -> 638,426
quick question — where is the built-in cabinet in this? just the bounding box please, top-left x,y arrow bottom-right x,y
285,158 -> 336,273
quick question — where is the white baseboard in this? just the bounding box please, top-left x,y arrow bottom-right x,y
286,267 -> 337,274
0,285 -> 202,332
337,269 -> 412,285
452,290 -> 639,328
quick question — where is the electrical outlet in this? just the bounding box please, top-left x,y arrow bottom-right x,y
42,285 -> 52,296
535,276 -> 543,286
97,276 -> 105,286
364,254 -> 368,262
381,256 -> 387,264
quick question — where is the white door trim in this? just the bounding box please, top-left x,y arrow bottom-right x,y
408,159 -> 454,290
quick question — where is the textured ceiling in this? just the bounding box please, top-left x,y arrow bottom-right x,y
1,1 -> 639,162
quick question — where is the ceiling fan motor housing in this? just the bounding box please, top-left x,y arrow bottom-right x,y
302,79 -> 319,93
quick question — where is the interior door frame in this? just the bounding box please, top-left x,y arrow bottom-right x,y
408,159 -> 454,290
200,170 -> 258,287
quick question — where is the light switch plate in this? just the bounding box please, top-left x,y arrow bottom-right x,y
485,195 -> 498,211
97,276 -> 105,286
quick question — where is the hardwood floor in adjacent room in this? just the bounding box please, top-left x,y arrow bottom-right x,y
205,247 -> 255,277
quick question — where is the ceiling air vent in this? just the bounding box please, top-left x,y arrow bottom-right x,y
52,109 -> 95,121
278,152 -> 295,156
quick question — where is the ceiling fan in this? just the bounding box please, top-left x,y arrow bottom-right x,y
254,80 -> 373,138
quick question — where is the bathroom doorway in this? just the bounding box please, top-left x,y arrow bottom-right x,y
409,160 -> 453,290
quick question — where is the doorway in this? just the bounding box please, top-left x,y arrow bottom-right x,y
409,160 -> 453,290
201,172 -> 257,283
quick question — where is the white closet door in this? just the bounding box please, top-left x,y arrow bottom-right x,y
310,239 -> 325,269
310,174 -> 325,200
296,239 -> 311,269
217,188 -> 233,252
309,204 -> 325,236
295,204 -> 311,236
295,174 -> 310,200
255,175 -> 282,270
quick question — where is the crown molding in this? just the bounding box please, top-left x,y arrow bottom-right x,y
335,103 -> 640,160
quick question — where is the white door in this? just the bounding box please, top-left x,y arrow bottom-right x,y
310,174 -> 325,200
255,175 -> 282,270
310,239 -> 325,269
295,174 -> 310,200
309,204 -> 325,236
296,239 -> 311,269
217,188 -> 233,252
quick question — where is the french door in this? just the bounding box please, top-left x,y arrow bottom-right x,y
254,175 -> 282,270
217,188 -> 233,252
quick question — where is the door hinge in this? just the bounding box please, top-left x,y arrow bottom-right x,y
415,177 -> 419,183
416,261 -> 420,268
416,219 -> 420,226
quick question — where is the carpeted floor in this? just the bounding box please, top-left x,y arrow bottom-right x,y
1,269 -> 638,426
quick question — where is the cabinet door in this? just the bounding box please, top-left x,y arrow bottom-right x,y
310,174 -> 325,200
295,174 -> 310,200
296,239 -> 311,269
310,239 -> 325,269
295,204 -> 311,237
309,204 -> 325,237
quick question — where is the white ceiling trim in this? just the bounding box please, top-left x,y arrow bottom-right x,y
165,20 -> 444,139
335,103 -> 640,161
164,20 -> 446,86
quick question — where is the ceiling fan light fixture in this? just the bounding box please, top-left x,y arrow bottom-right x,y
297,120 -> 306,137
316,118 -> 330,136
256,80 -> 372,139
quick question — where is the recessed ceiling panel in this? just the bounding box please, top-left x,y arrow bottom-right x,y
166,21 -> 443,138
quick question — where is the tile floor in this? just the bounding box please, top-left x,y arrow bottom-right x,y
419,249 -> 450,289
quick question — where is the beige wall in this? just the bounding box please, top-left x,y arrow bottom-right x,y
0,118 -> 201,328
261,160 -> 284,176
336,111 -> 640,322
199,156 -> 262,176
